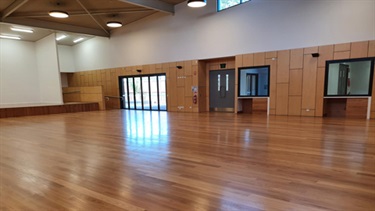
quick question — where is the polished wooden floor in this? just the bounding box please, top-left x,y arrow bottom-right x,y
0,110 -> 374,211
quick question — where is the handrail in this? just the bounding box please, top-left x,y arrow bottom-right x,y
62,91 -> 80,94
104,96 -> 124,101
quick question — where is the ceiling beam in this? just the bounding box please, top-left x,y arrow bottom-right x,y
1,0 -> 29,20
75,0 -> 109,36
118,0 -> 174,14
8,8 -> 152,18
2,18 -> 109,37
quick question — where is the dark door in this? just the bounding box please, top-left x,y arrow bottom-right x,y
246,73 -> 258,96
209,70 -> 235,112
338,64 -> 349,95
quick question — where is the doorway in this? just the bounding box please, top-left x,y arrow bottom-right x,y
246,73 -> 258,96
119,74 -> 167,111
209,70 -> 235,112
337,64 -> 349,95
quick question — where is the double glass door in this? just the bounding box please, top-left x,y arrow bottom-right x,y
119,74 -> 167,111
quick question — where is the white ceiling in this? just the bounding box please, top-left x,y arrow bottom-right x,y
0,22 -> 93,45
0,0 -> 188,45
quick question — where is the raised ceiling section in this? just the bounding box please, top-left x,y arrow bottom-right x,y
0,0 -> 185,37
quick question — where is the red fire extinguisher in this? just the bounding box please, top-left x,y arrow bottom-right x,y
193,94 -> 197,104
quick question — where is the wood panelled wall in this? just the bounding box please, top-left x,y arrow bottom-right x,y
0,102 -> 99,118
62,86 -> 105,110
68,61 -> 201,112
67,40 -> 375,118
235,40 -> 375,118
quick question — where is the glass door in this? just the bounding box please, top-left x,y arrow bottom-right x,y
119,74 -> 167,111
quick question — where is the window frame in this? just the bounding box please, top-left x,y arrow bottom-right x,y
217,0 -> 250,12
324,57 -> 375,97
238,65 -> 270,97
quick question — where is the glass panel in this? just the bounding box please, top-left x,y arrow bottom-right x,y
239,67 -> 269,97
326,60 -> 372,96
218,0 -> 240,11
158,75 -> 167,111
218,74 -> 221,91
150,76 -> 159,110
142,76 -> 150,110
123,78 -> 128,109
128,77 -> 135,109
134,77 -> 142,109
226,74 -> 229,91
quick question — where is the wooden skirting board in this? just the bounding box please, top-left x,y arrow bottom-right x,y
0,102 -> 99,118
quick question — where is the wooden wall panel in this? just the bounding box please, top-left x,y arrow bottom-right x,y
334,51 -> 350,60
276,83 -> 289,115
168,67 -> 178,111
266,58 -> 277,110
304,47 -> 319,55
177,87 -> 185,111
67,40 -> 375,117
315,67 -> 326,117
184,97 -> 193,112
350,41 -> 369,59
346,98 -> 368,119
242,54 -> 254,67
0,103 -> 99,118
235,55 -> 243,68
290,49 -> 304,69
301,109 -> 315,117
235,55 -> 242,113
252,98 -> 268,113
184,61 -> 192,76
289,69 -> 303,96
253,53 -> 265,66
288,96 -> 301,116
371,66 -> 375,119
301,55 -> 317,110
265,51 -> 277,59
277,50 -> 290,83
369,41 -> 375,57
318,45 -> 334,68
184,76 -> 193,97
63,86 -> 105,110
334,43 -> 351,52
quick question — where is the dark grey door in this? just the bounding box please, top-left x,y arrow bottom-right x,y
209,70 -> 235,112
338,64 -> 349,95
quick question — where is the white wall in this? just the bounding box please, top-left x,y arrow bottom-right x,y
57,45 -> 76,72
73,36 -> 112,71
36,34 -> 63,104
73,0 -> 375,71
0,39 -> 41,106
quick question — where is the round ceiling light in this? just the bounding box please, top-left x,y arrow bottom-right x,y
49,10 -> 69,18
107,21 -> 122,28
187,0 -> 206,8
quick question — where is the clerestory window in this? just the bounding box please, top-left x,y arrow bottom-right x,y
217,0 -> 250,11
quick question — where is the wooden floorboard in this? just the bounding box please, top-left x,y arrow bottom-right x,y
0,110 -> 374,211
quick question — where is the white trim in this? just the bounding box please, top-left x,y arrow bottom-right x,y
367,97 -> 371,120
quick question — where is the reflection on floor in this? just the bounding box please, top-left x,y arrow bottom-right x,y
0,110 -> 374,210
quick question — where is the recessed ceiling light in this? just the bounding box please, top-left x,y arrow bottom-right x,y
56,34 -> 67,41
187,0 -> 206,8
49,10 -> 69,18
73,37 -> 84,43
0,35 -> 21,40
107,21 -> 122,28
10,27 -> 33,33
